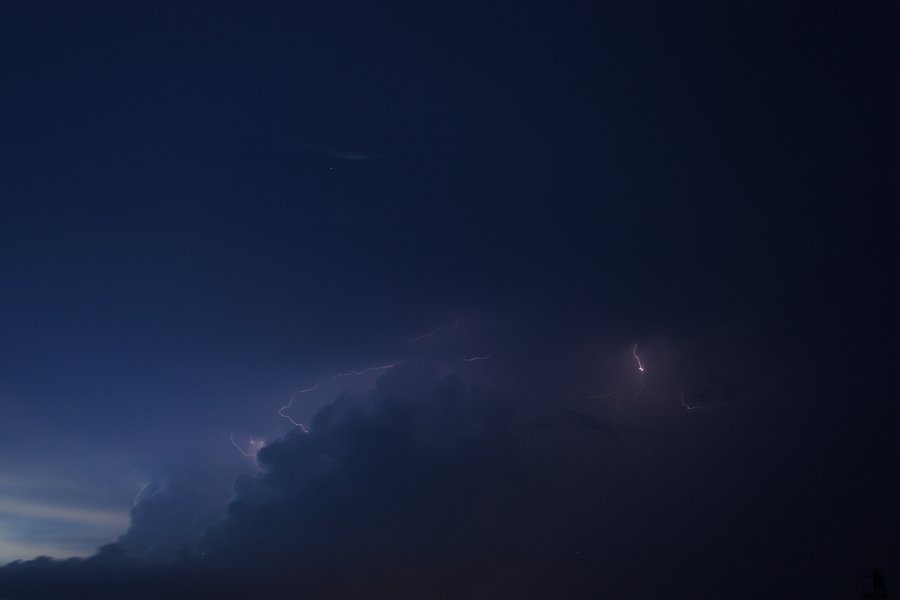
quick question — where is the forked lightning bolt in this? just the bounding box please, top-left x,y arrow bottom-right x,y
278,362 -> 401,431
589,344 -> 654,414
277,387 -> 315,433
230,433 -> 266,457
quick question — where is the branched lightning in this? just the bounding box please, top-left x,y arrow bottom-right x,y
331,362 -> 402,378
233,313 -> 494,456
277,384 -> 318,432
588,344 -> 656,414
230,433 -> 265,458
278,362 -> 401,431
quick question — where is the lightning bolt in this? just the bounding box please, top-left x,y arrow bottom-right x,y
632,343 -> 645,374
629,342 -> 662,404
230,433 -> 265,457
589,344 -> 653,414
132,482 -> 151,507
278,362 -> 401,431
236,314 -> 492,457
277,384 -> 318,432
331,362 -> 402,378
462,354 -> 491,362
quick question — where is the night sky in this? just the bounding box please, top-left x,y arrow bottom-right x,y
0,1 -> 896,598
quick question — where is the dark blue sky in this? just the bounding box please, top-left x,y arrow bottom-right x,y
0,1 -> 895,598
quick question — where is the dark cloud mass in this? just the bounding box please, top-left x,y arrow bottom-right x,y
1,364 -> 604,598
207,365 -> 536,570
0,333 -> 897,599
117,467 -> 234,563
0,358 -> 745,598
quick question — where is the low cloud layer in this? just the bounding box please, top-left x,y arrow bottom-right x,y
1,363 -> 616,598
0,353 -> 886,599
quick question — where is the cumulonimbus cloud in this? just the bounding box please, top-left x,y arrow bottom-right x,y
0,362 -> 640,598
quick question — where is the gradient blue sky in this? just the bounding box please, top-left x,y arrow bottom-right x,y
0,1 -> 895,597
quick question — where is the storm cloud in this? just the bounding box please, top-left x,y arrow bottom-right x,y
0,363 -> 624,598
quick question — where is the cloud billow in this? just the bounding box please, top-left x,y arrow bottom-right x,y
0,363 -> 596,598
206,363 -> 537,568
